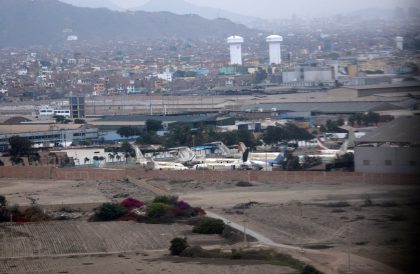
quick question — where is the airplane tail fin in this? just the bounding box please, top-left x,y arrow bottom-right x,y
273,153 -> 285,164
347,130 -> 356,148
317,137 -> 329,150
242,148 -> 250,162
238,142 -> 247,153
337,140 -> 349,156
133,144 -> 148,164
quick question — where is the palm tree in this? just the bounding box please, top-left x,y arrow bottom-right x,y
108,153 -> 115,162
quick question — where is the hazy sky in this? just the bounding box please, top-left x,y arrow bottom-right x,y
112,0 -> 419,18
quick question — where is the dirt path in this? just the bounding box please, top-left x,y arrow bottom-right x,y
206,211 -> 402,274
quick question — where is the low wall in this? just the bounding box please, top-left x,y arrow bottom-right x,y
0,166 -> 418,184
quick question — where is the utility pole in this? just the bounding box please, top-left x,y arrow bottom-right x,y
347,223 -> 352,274
298,201 -> 305,253
243,218 -> 248,248
265,152 -> 268,171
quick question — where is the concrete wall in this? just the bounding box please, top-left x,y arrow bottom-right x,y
0,166 -> 418,184
355,147 -> 420,174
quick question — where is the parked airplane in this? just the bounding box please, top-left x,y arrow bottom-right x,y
192,158 -> 242,170
240,147 -> 287,170
134,144 -> 189,170
146,160 -> 189,171
192,141 -> 241,159
317,131 -> 355,156
143,146 -> 196,164
238,142 -> 284,162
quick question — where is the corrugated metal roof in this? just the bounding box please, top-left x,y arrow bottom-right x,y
240,102 -> 401,113
0,124 -> 86,135
357,116 -> 420,144
99,113 -> 218,123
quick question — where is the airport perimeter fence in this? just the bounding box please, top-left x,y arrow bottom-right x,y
0,166 -> 419,185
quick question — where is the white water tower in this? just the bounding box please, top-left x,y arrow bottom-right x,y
227,35 -> 244,65
266,35 -> 283,65
396,36 -> 404,51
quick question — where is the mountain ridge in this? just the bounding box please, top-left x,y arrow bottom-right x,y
0,0 -> 254,47
137,0 -> 261,27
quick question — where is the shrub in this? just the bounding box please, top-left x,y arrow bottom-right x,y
325,201 -> 350,208
23,206 -> 49,222
301,265 -> 324,274
152,195 -> 178,205
192,217 -> 225,234
0,195 -> 6,207
169,237 -> 189,256
172,200 -> 193,217
236,181 -> 253,187
362,194 -> 373,207
231,249 -> 243,259
175,200 -> 191,210
120,198 -> 144,211
10,156 -> 23,165
146,203 -> 173,219
94,203 -> 128,221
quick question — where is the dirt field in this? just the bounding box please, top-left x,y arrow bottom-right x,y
0,221 -> 227,258
0,178 -> 156,210
1,177 -> 419,273
0,252 -> 295,274
153,179 -> 420,274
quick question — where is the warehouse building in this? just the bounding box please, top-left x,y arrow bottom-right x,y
354,116 -> 420,174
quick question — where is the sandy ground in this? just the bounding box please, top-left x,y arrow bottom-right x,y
156,179 -> 420,274
0,252 -> 294,274
0,221 -> 226,258
1,178 -> 419,273
0,178 -> 156,210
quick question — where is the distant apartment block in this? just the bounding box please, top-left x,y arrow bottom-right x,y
69,96 -> 85,118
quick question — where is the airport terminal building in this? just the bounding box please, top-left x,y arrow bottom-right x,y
0,124 -> 99,151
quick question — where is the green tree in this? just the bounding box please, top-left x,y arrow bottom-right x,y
217,131 -> 239,146
9,136 -> 32,157
169,237 -> 189,256
53,115 -> 70,124
152,195 -> 178,205
237,129 -> 259,149
319,124 -> 327,132
366,111 -> 380,126
137,131 -> 163,145
253,67 -> 268,84
263,126 -> 281,144
283,123 -> 313,141
117,126 -> 141,138
94,203 -> 128,221
348,116 -> 355,127
165,125 -> 193,147
120,141 -> 135,157
146,203 -> 173,219
326,119 -> 339,131
354,113 -> 364,126
192,217 -> 225,234
146,119 -> 163,132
